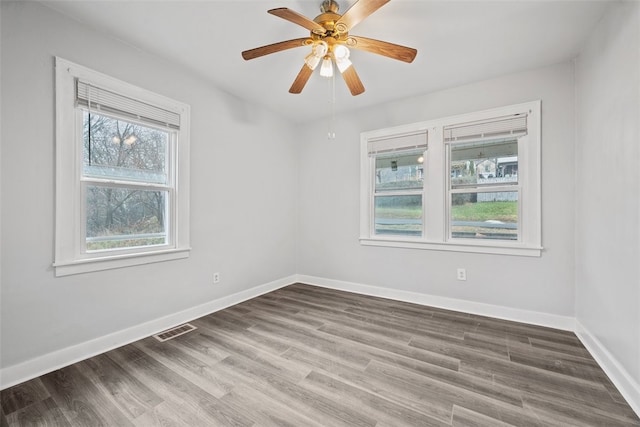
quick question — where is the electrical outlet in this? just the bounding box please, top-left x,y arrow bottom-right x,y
213,272 -> 220,284
457,268 -> 467,281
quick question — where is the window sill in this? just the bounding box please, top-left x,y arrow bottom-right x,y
360,237 -> 542,257
53,247 -> 191,277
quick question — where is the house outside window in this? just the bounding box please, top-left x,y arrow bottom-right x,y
54,57 -> 191,276
360,101 -> 541,257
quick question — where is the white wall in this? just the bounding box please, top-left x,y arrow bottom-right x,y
575,0 -> 640,399
296,62 -> 576,319
0,2 -> 297,370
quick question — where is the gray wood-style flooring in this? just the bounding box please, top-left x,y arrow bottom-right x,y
2,283 -> 639,426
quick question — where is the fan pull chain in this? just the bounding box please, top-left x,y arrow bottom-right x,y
327,72 -> 336,140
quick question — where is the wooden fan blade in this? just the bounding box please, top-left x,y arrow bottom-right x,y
242,38 -> 311,60
335,0 -> 390,32
289,64 -> 314,94
268,8 -> 327,35
348,36 -> 417,63
340,65 -> 365,96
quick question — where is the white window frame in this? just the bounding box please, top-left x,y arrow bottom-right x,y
54,57 -> 191,276
360,101 -> 541,257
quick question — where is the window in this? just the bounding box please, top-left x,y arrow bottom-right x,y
370,132 -> 427,237
54,58 -> 190,276
360,101 -> 541,256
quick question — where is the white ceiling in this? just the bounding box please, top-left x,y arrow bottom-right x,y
42,0 -> 613,123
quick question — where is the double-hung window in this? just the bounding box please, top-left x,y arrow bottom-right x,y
361,101 -> 541,256
446,115 -> 526,241
54,58 -> 191,276
368,131 -> 427,237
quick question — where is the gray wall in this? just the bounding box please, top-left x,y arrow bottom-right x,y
575,1 -> 640,385
296,62 -> 576,317
0,1 -> 297,368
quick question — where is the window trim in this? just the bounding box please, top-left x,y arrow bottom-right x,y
360,101 -> 542,257
54,57 -> 191,276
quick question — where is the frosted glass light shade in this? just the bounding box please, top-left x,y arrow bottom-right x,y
304,41 -> 328,70
320,57 -> 334,77
334,44 -> 352,73
304,53 -> 321,70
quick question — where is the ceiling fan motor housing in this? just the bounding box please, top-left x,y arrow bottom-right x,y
313,2 -> 349,50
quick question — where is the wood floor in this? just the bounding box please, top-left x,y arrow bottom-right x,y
2,283 -> 639,426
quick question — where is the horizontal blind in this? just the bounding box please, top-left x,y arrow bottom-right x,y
451,138 -> 518,161
76,79 -> 180,129
444,114 -> 526,142
368,130 -> 427,155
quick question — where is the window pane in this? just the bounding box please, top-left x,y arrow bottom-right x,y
451,192 -> 518,240
374,195 -> 422,236
450,139 -> 518,188
375,151 -> 424,192
86,185 -> 168,251
83,111 -> 168,184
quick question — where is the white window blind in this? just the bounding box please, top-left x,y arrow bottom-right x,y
76,79 -> 181,129
368,130 -> 427,155
451,139 -> 518,161
444,114 -> 526,142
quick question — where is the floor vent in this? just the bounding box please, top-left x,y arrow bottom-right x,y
153,323 -> 197,342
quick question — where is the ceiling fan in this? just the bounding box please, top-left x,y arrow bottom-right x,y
241,0 -> 417,96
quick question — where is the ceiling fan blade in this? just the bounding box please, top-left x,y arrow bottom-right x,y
268,8 -> 327,35
242,38 -> 311,60
340,65 -> 365,96
335,0 -> 390,33
348,36 -> 417,63
289,64 -> 314,94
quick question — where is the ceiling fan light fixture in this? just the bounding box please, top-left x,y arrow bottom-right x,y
334,44 -> 352,73
320,56 -> 334,77
336,57 -> 352,73
334,44 -> 349,60
304,53 -> 322,70
304,40 -> 329,70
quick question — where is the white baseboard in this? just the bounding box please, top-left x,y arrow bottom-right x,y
575,320 -> 640,417
0,275 -> 295,390
296,275 -> 575,331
